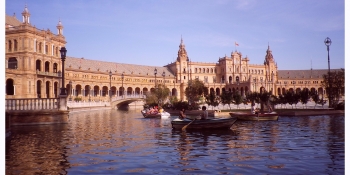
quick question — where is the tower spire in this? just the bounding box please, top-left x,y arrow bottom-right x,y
21,5 -> 30,24
56,18 -> 64,35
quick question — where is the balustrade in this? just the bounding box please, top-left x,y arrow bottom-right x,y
5,98 -> 59,111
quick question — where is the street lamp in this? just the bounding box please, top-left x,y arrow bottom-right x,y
109,70 -> 112,101
121,72 -> 124,98
69,80 -> 72,101
59,47 -> 67,95
154,68 -> 157,88
162,71 -> 165,86
324,37 -> 332,107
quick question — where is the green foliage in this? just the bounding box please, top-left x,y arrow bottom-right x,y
185,79 -> 207,104
232,92 -> 243,109
300,88 -> 310,107
74,97 -> 82,102
220,91 -> 234,110
144,84 -> 171,106
205,91 -> 220,110
321,69 -> 345,107
246,91 -> 259,106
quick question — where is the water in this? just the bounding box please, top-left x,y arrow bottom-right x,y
6,109 -> 344,174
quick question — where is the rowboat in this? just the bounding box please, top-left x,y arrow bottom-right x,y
229,112 -> 279,121
141,110 -> 171,118
171,118 -> 237,130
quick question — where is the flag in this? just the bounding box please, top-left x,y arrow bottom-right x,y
235,42 -> 239,46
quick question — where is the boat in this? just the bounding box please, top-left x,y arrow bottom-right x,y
141,110 -> 171,118
171,117 -> 237,130
229,112 -> 279,121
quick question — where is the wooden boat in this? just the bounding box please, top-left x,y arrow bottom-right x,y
229,112 -> 279,121
141,110 -> 170,118
171,118 -> 237,130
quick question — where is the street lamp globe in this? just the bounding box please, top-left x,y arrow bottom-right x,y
324,37 -> 332,47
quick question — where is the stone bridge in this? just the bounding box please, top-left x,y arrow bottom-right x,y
111,95 -> 145,109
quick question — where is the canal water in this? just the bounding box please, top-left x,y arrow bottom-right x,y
6,109 -> 344,174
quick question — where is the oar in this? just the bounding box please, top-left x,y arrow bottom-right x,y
182,119 -> 196,131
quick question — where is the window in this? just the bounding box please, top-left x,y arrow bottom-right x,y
8,57 -> 17,69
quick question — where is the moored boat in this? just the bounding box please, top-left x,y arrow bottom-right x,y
229,112 -> 279,121
141,110 -> 170,118
171,118 -> 237,130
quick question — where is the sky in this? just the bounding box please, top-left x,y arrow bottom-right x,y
4,0 -> 346,70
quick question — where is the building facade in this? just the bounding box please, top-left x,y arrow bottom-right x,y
6,6 -> 333,103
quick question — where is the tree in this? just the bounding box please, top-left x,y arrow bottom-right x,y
185,79 -> 207,105
321,69 -> 345,108
145,84 -> 170,106
311,91 -> 320,109
246,91 -> 259,107
220,91 -> 234,111
300,88 -> 310,108
205,91 -> 220,110
259,91 -> 271,111
285,91 -> 295,109
232,91 -> 243,109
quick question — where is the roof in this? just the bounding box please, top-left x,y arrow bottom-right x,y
66,57 -> 175,78
278,69 -> 341,79
5,14 -> 21,27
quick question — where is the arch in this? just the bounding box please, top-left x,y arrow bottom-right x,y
54,82 -> 59,98
310,87 -> 316,94
8,40 -> 12,52
84,85 -> 90,97
135,87 -> 141,95
195,68 -> 197,73
143,87 -> 148,95
296,88 -> 301,94
206,68 -> 209,73
210,88 -> 215,94
45,61 -> 50,72
277,87 -> 281,95
202,68 -> 205,73
8,57 -> 18,69
6,79 -> 14,95
171,88 -> 177,96
38,42 -> 42,53
53,63 -> 58,73
229,76 -> 232,84
127,87 -> 132,95
102,86 -> 108,97
215,88 -> 220,96
45,81 -> 51,98
119,86 -> 125,96
111,86 -> 117,96
37,80 -> 42,98
36,60 -> 42,71
94,85 -> 99,96
14,39 -> 18,51
76,84 -> 82,96
211,68 -> 213,73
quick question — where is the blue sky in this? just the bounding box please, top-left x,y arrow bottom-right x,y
5,0 -> 346,70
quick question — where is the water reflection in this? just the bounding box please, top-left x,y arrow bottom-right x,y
6,110 -> 344,174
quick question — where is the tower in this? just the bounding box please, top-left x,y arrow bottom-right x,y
21,5 -> 30,24
57,20 -> 64,35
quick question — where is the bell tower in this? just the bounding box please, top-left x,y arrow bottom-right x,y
21,5 -> 30,24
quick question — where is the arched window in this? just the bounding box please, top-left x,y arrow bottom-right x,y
39,42 -> 42,53
8,40 -> 12,52
6,79 -> 14,95
53,63 -> 58,73
36,60 -> 41,71
14,39 -> 18,51
45,61 -> 50,72
8,57 -> 18,69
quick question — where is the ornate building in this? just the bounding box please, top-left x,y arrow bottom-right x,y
6,6 -> 333,103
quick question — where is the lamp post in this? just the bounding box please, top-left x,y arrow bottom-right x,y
154,68 -> 157,88
162,71 -> 165,86
324,37 -> 332,107
173,75 -> 176,96
121,72 -> 124,98
69,80 -> 72,101
109,70 -> 112,101
59,47 -> 67,95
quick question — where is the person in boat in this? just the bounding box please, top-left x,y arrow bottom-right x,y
251,102 -> 255,114
267,104 -> 273,113
200,106 -> 208,120
254,107 -> 260,114
179,108 -> 186,120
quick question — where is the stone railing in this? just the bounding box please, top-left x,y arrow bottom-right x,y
36,70 -> 60,77
67,101 -> 110,108
112,94 -> 146,101
5,98 -> 59,111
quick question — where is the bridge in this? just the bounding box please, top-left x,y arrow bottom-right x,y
67,94 -> 146,110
